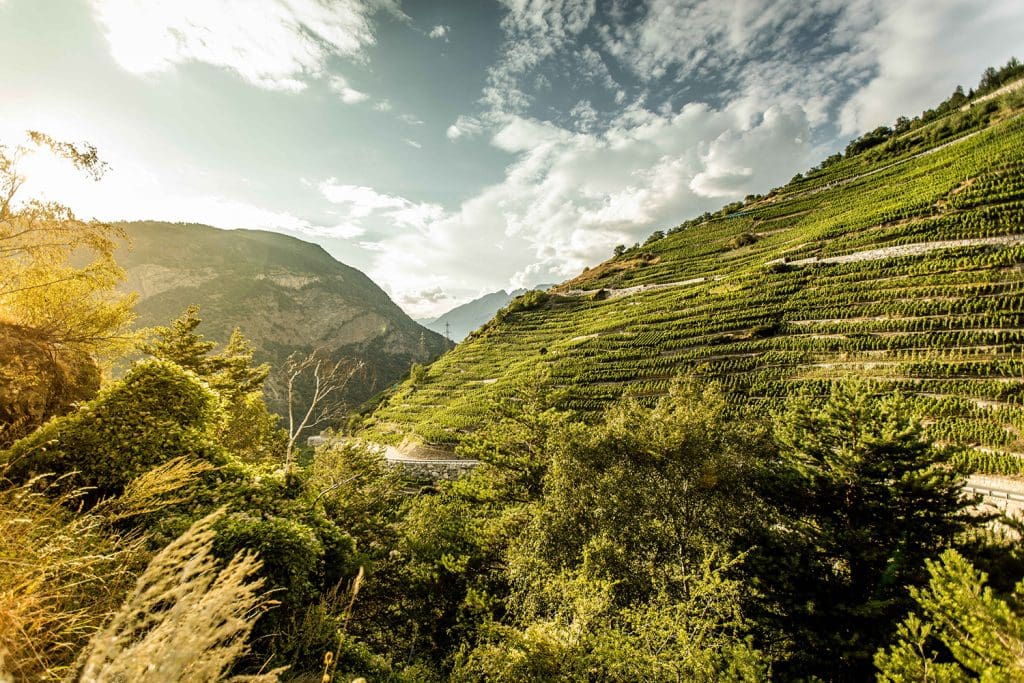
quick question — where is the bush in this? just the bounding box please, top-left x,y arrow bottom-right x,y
1,359 -> 225,504
729,233 -> 758,249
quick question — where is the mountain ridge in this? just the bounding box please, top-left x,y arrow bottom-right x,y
114,221 -> 447,413
417,286 -> 553,342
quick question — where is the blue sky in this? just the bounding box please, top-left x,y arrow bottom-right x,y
1,0 -> 1022,317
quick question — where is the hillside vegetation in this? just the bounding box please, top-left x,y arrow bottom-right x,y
364,76 -> 1024,475
7,61 -> 1024,683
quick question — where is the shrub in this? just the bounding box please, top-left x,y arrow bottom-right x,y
0,359 -> 225,504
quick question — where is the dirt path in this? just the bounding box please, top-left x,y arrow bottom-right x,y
781,234 -> 1024,267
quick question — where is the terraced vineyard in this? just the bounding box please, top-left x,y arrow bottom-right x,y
363,86 -> 1024,475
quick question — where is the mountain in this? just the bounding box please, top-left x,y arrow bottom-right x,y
362,81 -> 1024,476
418,286 -> 553,342
114,221 -> 446,412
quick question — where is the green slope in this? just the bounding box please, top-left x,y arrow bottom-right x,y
364,86 -> 1024,474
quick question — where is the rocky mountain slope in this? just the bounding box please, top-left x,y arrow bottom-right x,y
363,81 -> 1024,476
114,222 -> 446,412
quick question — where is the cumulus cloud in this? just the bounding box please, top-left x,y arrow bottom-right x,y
329,75 -> 370,104
89,0 -> 405,90
360,96 -> 819,316
483,0 -> 597,113
839,0 -> 1024,134
690,104 -> 810,198
428,24 -> 449,40
402,287 -> 447,305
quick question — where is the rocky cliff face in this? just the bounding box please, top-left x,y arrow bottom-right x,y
115,221 -> 446,413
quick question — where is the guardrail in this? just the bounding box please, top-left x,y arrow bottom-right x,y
964,485 -> 1024,504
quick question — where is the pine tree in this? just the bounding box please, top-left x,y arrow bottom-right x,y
761,386 -> 973,679
207,328 -> 270,399
141,305 -> 216,375
876,549 -> 1024,681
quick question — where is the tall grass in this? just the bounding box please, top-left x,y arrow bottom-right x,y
77,508 -> 283,683
0,474 -> 140,681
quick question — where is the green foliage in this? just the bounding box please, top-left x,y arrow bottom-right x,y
141,304 -> 217,375
505,289 -> 549,314
143,308 -> 286,463
729,232 -> 758,249
758,386 -> 973,679
453,555 -> 766,682
511,381 -> 767,606
1,359 -> 224,503
364,88 -> 1024,469
409,362 -> 428,386
445,382 -> 770,680
0,132 -> 136,366
876,549 -> 1024,682
307,439 -> 407,558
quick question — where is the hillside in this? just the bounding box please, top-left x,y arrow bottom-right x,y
418,286 -> 552,342
114,222 -> 447,411
363,83 -> 1024,475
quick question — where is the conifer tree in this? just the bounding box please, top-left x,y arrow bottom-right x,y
207,328 -> 270,399
141,305 -> 216,375
761,386 -> 973,679
876,549 -> 1024,681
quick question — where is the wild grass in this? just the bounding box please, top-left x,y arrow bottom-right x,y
0,474 -> 140,682
78,508 -> 284,683
0,459 -> 273,683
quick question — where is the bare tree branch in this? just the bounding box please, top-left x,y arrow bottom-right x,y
281,350 -> 364,466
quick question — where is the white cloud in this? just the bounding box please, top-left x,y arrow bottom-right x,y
398,113 -> 425,126
445,115 -> 483,141
403,138 -> 422,149
401,286 -> 447,305
690,104 -> 810,198
569,100 -> 599,132
329,75 -> 370,104
374,99 -> 394,112
839,0 -> 1024,134
428,24 -> 449,40
318,179 -> 444,230
360,97 -> 818,316
483,0 -> 597,113
89,0 -> 405,90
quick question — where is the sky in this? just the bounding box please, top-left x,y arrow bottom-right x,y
1,0 -> 1022,318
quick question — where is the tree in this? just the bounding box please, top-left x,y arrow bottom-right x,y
141,305 -> 217,375
141,310 -> 285,463
281,351 -> 363,465
0,131 -> 134,363
510,381 -> 767,608
759,386 -> 974,680
452,381 -> 770,681
876,549 -> 1024,681
613,244 -> 626,257
0,359 -> 225,505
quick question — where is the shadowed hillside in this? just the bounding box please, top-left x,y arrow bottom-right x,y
114,222 -> 446,413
